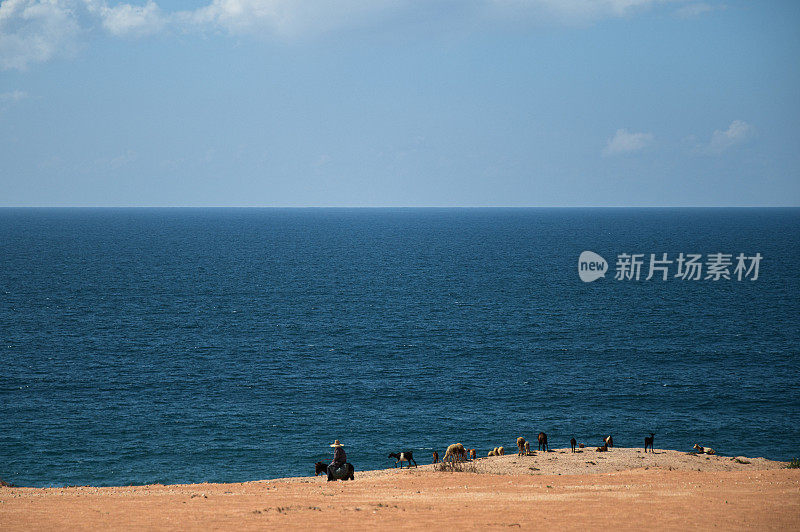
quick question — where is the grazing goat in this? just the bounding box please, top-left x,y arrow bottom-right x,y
538,432 -> 549,452
644,433 -> 655,453
524,441 -> 530,455
604,435 -> 614,448
517,437 -> 526,456
595,444 -> 608,452
498,446 -> 505,456
443,443 -> 467,462
432,451 -> 439,464
389,451 -> 417,468
693,444 -> 716,455
570,437 -> 577,453
488,450 -> 495,457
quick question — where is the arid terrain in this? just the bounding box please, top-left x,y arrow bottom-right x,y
2,447 -> 798,530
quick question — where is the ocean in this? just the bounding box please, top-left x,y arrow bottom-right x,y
1,208 -> 798,487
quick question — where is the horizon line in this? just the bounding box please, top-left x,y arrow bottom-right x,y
0,205 -> 798,209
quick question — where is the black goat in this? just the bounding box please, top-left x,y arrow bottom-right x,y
388,451 -> 417,468
644,433 -> 655,453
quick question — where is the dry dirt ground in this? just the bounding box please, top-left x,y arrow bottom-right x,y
1,448 -> 798,530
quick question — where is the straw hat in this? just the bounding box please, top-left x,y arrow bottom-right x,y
330,439 -> 344,448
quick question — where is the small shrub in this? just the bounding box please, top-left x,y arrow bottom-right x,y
786,458 -> 800,469
434,461 -> 477,473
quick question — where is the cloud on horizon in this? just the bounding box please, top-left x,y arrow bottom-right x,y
704,120 -> 753,154
1,0 -> 717,70
0,89 -> 27,102
602,128 -> 654,156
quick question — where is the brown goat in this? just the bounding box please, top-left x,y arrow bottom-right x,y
604,435 -> 614,448
570,437 -> 577,452
443,443 -> 467,462
693,444 -> 715,455
517,437 -> 526,456
537,432 -> 549,451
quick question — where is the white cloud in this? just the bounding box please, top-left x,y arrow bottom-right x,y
0,0 -> 83,70
0,0 -> 713,70
180,0 -> 408,39
0,89 -> 28,103
705,120 -> 752,154
602,128 -> 654,156
674,2 -> 723,18
0,1 -> 167,69
95,1 -> 165,37
0,89 -> 28,114
486,0 -> 695,24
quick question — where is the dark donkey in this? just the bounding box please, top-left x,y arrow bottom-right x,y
388,451 -> 417,468
315,461 -> 355,480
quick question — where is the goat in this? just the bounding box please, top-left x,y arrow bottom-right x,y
538,432 -> 549,452
443,443 -> 467,462
469,448 -> 476,460
604,435 -> 614,448
570,437 -> 577,453
498,446 -> 505,455
432,451 -> 439,464
644,433 -> 655,453
517,437 -> 526,456
389,451 -> 417,468
595,443 -> 608,452
524,441 -> 530,455
693,444 -> 716,455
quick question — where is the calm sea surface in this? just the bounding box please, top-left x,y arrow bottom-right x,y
1,208 -> 798,487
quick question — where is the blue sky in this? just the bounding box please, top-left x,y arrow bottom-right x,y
1,0 -> 798,206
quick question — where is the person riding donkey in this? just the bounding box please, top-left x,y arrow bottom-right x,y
328,439 -> 347,481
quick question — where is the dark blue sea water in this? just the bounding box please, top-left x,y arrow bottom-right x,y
1,208 -> 798,487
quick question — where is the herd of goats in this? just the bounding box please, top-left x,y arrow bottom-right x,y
388,433 -> 716,469
426,433 -> 636,467
316,432 -> 720,478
